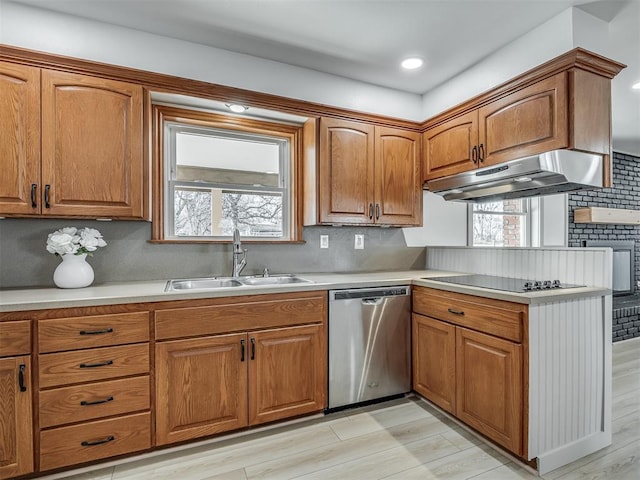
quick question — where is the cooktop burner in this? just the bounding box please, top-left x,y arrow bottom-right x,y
426,274 -> 583,293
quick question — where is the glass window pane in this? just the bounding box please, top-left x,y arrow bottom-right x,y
473,199 -> 525,214
175,132 -> 281,187
221,191 -> 283,238
472,212 -> 526,247
174,189 -> 212,237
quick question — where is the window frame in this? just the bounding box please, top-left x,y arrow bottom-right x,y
467,198 -> 533,247
151,105 -> 303,243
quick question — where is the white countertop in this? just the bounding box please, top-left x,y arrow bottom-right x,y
0,270 -> 610,312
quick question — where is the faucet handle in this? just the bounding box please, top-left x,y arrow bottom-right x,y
263,267 -> 270,277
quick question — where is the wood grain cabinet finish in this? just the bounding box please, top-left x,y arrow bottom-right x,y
0,61 -> 40,215
39,412 -> 151,471
411,286 -> 526,458
0,63 -> 144,219
313,118 -> 421,226
0,356 -> 33,480
412,313 -> 456,414
0,320 -> 31,357
155,293 -> 328,445
423,68 -> 617,183
155,333 -> 249,445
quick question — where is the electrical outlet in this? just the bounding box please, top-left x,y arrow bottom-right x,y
320,235 -> 329,249
354,234 -> 364,250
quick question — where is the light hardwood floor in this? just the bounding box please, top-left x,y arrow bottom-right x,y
48,338 -> 639,480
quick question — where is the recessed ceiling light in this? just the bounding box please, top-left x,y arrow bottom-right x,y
225,103 -> 249,113
632,81 -> 640,90
401,57 -> 424,70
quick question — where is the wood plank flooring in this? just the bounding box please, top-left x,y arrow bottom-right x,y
45,338 -> 640,480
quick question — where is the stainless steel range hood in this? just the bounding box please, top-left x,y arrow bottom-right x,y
425,150 -> 604,202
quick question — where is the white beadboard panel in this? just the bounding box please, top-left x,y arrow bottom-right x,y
529,296 -> 612,474
426,247 -> 612,289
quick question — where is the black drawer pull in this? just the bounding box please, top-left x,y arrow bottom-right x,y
18,364 -> 27,392
240,339 -> 245,362
79,328 -> 114,335
44,184 -> 51,208
251,337 -> 256,360
447,308 -> 465,316
79,360 -> 114,369
80,396 -> 114,406
81,435 -> 115,447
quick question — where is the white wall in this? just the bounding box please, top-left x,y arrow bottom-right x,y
403,192 -> 468,247
0,1 -> 423,121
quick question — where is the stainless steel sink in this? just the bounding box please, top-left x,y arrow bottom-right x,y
165,278 -> 243,291
165,274 -> 313,291
240,275 -> 313,286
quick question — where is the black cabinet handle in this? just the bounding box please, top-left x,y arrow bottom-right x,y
44,184 -> 51,208
79,328 -> 114,336
240,339 -> 245,362
251,337 -> 256,360
79,360 -> 114,369
81,435 -> 115,447
31,184 -> 38,208
471,146 -> 478,164
81,396 -> 114,406
18,364 -> 27,392
479,143 -> 485,163
447,308 -> 465,316
368,203 -> 374,220
375,204 -> 380,220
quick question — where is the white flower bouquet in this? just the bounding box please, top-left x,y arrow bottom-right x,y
46,227 -> 107,256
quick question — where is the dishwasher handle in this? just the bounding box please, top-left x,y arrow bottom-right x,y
362,297 -> 384,305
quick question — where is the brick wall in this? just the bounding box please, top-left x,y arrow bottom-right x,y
568,151 -> 639,341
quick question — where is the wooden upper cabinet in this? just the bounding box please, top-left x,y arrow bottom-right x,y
318,118 -> 375,224
0,356 -> 34,480
375,127 -> 421,225
41,70 -> 144,218
315,117 -> 422,226
478,73 -> 568,167
423,110 -> 478,181
0,62 -> 41,215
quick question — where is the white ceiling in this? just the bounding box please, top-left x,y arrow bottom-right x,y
8,0 -> 640,153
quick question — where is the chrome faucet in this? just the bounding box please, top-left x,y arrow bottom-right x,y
231,228 -> 247,277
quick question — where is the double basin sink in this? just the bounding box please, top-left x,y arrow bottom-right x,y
165,274 -> 313,292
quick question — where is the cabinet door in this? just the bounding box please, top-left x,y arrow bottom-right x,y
412,314 -> 455,414
41,70 -> 143,218
318,118 -> 375,224
155,334 -> 248,445
423,111 -> 478,181
456,327 -> 522,455
374,127 -> 422,226
478,72 -> 568,167
249,324 -> 326,425
0,62 -> 41,215
0,356 -> 33,480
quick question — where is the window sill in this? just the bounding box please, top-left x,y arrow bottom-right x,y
147,239 -> 306,244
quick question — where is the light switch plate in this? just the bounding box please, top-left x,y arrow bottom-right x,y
354,234 -> 364,249
320,235 -> 329,249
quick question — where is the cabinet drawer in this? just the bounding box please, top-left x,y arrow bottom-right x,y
0,320 -> 30,357
39,375 -> 150,428
39,412 -> 151,471
156,293 -> 327,340
39,312 -> 149,353
413,287 -> 525,342
39,344 -> 149,388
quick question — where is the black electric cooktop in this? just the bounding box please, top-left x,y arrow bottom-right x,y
426,274 -> 583,293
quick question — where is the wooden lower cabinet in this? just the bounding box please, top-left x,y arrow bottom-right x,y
156,324 -> 326,445
249,324 -> 326,425
412,314 -> 455,414
412,286 -> 526,458
0,356 -> 33,480
155,333 -> 249,445
456,327 -> 523,456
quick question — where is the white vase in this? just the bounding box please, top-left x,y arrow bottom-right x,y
53,253 -> 94,288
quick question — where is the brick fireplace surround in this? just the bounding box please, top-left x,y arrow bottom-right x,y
568,151 -> 639,342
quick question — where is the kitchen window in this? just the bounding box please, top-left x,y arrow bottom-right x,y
469,199 -> 532,247
152,105 -> 302,242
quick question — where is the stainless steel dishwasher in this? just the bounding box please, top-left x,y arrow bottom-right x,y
328,286 -> 411,410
